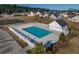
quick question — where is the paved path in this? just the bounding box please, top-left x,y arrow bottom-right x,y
0,29 -> 26,54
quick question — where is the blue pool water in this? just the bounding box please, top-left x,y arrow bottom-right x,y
23,26 -> 52,38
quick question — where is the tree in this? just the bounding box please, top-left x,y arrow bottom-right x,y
31,43 -> 46,54
59,33 -> 65,42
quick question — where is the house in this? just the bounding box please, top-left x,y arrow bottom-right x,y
49,19 -> 69,35
0,13 -> 14,17
1,13 -> 8,17
50,11 -> 63,20
68,12 -> 76,21
49,13 -> 63,20
14,13 -> 25,16
49,14 -> 57,20
35,11 -> 42,17
11,13 -> 16,16
42,12 -> 48,17
23,12 -> 27,15
57,14 -> 63,19
27,11 -> 35,16
69,15 -> 79,22
27,13 -> 30,16
62,13 -> 68,18
53,11 -> 60,18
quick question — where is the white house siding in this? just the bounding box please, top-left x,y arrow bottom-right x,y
49,21 -> 62,32
36,12 -> 42,17
57,15 -> 63,19
62,26 -> 69,35
49,14 -> 57,20
68,18 -> 71,21
42,13 -> 48,17
71,16 -> 79,22
49,21 -> 69,36
27,13 -> 30,16
9,27 -> 35,48
30,12 -> 35,16
63,14 -> 68,17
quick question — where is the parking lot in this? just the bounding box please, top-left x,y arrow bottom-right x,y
0,28 -> 26,54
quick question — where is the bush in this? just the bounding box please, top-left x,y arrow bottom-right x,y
31,43 -> 46,54
59,33 -> 65,41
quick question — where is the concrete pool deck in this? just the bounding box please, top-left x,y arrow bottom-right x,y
9,22 -> 61,48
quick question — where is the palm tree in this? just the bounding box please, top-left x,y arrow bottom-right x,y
31,43 -> 46,54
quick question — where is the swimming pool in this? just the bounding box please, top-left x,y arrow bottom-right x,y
23,26 -> 52,38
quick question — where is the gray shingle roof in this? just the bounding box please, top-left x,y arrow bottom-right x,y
56,19 -> 68,27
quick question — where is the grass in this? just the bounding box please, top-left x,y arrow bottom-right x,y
3,16 -> 53,24
56,37 -> 79,54
3,27 -> 28,48
31,16 -> 53,24
0,19 -> 25,25
55,21 -> 79,54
